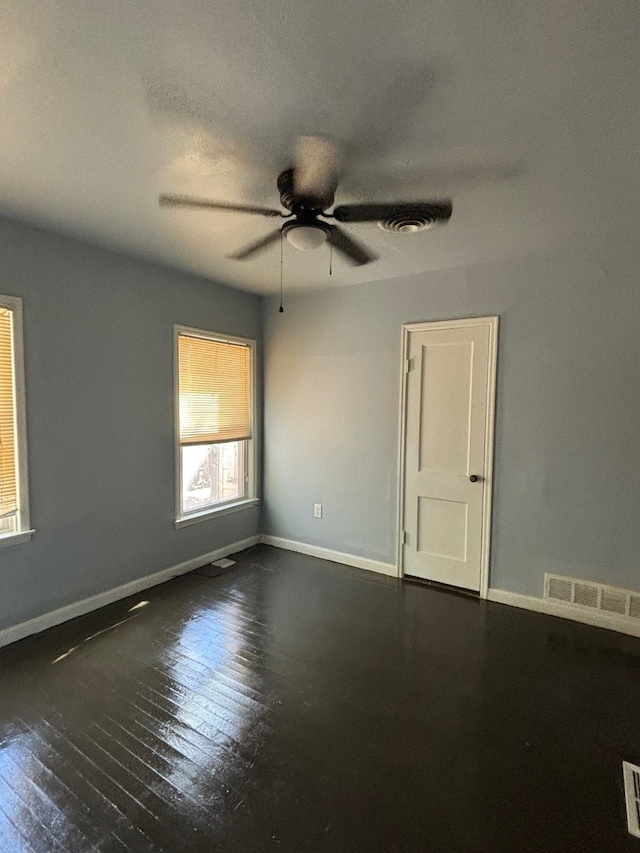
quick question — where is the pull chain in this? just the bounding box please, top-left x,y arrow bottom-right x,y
279,231 -> 284,313
329,239 -> 333,276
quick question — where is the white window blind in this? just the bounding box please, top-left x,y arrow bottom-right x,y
178,333 -> 252,446
0,307 -> 17,519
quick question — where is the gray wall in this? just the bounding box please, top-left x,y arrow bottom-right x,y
0,216 -> 261,631
263,233 -> 640,597
2,210 -> 638,630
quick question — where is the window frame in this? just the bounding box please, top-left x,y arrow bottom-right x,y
0,294 -> 34,548
173,324 -> 258,528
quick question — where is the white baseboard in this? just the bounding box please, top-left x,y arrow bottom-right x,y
6,537 -> 637,651
261,535 -> 398,578
487,588 -> 640,638
0,535 -> 261,650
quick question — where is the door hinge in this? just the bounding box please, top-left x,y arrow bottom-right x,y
405,357 -> 413,374
402,530 -> 408,545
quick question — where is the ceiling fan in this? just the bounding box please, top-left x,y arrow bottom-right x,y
159,137 -> 452,266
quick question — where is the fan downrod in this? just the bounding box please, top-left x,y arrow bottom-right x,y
277,168 -> 336,215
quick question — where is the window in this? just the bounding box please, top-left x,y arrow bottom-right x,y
0,295 -> 33,547
175,326 -> 256,525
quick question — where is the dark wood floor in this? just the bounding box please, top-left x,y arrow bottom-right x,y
1,545 -> 639,852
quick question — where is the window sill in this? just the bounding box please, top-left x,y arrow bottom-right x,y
0,529 -> 35,549
175,499 -> 259,529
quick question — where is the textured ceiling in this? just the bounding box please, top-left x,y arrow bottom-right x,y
0,0 -> 639,293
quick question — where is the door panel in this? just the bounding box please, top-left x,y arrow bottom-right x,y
417,496 -> 468,561
402,322 -> 494,591
419,342 -> 473,475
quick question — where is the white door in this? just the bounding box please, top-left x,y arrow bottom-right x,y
401,318 -> 497,592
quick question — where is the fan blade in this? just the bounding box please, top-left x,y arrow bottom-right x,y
332,201 -> 452,223
326,224 -> 376,266
294,136 -> 339,205
159,194 -> 283,217
228,228 -> 282,260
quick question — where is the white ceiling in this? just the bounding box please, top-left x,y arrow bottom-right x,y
0,0 -> 639,293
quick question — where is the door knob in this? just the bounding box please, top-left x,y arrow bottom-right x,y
469,474 -> 479,482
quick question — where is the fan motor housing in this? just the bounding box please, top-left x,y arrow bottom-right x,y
278,168 -> 336,213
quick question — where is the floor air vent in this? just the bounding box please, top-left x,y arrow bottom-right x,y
545,574 -> 640,623
623,761 -> 640,838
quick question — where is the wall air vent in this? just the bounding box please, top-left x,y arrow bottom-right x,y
573,582 -> 599,608
601,588 -> 627,615
547,576 -> 573,603
623,761 -> 640,838
545,574 -> 640,624
630,596 -> 640,620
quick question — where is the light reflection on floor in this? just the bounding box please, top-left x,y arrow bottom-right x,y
159,587 -> 268,803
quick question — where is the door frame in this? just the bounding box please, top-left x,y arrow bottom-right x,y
396,316 -> 499,598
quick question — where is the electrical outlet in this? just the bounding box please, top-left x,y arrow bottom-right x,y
313,503 -> 322,519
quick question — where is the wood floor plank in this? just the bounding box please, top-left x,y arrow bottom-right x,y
0,544 -> 639,852
37,718 -> 162,853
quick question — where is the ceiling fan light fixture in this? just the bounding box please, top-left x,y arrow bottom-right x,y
284,223 -> 328,251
